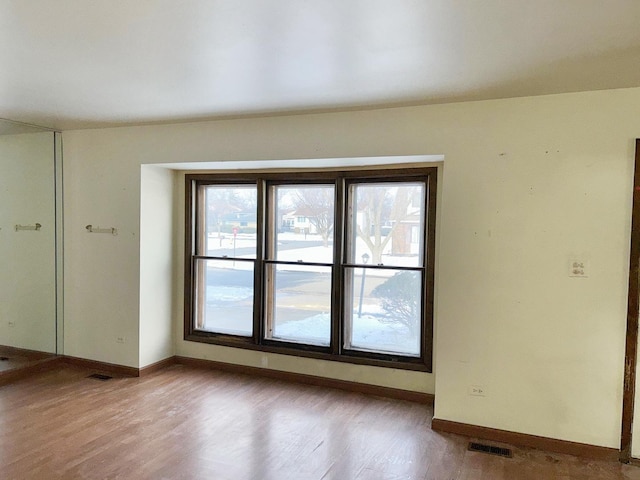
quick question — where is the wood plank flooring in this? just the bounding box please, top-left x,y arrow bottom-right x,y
0,364 -> 639,480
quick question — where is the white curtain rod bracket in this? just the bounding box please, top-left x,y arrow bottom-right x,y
15,223 -> 41,231
86,224 -> 118,235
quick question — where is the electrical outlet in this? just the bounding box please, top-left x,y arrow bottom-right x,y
468,385 -> 486,396
7,321 -> 15,328
569,259 -> 588,277
116,336 -> 125,344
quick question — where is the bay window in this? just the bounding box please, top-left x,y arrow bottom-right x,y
184,168 -> 436,371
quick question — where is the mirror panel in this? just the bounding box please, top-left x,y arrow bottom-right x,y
0,119 -> 58,358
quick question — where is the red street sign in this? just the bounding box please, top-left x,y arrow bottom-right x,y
232,227 -> 238,236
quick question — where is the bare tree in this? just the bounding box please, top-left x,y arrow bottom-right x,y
355,186 -> 415,264
287,184 -> 419,259
206,186 -> 256,237
292,187 -> 334,247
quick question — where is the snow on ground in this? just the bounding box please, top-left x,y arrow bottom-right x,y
206,285 -> 252,302
204,285 -> 419,356
274,312 -> 419,356
206,232 -> 419,277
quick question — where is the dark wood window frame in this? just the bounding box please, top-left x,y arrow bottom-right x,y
184,167 -> 437,372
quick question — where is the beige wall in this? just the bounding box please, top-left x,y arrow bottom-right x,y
139,165 -> 175,367
62,87 -> 639,448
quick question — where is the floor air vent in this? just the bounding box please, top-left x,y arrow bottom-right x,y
87,373 -> 112,381
468,442 -> 512,458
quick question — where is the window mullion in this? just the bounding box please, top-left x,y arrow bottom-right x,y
195,183 -> 206,256
331,178 -> 345,355
253,179 -> 266,345
423,172 -> 437,371
184,179 -> 196,340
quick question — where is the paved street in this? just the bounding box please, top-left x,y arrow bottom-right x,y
207,237 -> 330,259
205,267 -> 334,290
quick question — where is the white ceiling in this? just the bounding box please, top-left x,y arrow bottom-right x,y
2,0 -> 640,131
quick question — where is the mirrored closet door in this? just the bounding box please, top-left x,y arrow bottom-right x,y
0,119 -> 60,373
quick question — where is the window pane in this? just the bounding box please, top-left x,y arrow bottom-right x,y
272,185 -> 334,263
344,267 -> 421,356
347,183 -> 425,268
203,185 -> 257,258
265,264 -> 332,346
194,258 -> 254,336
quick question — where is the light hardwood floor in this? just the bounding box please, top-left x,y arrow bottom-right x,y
1,364 -> 639,480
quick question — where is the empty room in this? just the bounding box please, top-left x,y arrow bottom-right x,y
2,1 -> 640,479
